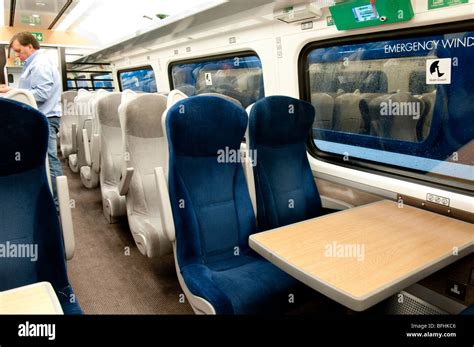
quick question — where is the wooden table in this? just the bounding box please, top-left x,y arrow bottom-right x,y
249,200 -> 474,311
0,282 -> 64,314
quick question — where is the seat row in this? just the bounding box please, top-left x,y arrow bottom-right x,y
0,91 -> 82,314
59,89 -> 327,314
311,89 -> 436,142
158,94 -> 325,314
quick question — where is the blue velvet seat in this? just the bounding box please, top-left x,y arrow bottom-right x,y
0,98 -> 82,314
166,95 -> 300,314
249,95 -> 323,231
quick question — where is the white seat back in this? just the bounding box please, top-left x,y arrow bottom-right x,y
79,90 -> 109,188
97,93 -> 125,222
59,91 -> 78,158
333,92 -> 363,133
69,91 -> 95,172
121,93 -> 171,256
2,89 -> 37,108
311,92 -> 334,129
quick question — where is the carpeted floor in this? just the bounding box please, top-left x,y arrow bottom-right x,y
63,162 -> 193,314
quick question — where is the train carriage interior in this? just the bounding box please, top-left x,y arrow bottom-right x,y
0,0 -> 473,343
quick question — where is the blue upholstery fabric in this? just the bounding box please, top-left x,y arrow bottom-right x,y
0,98 -> 82,314
460,305 -> 474,315
249,96 -> 322,231
166,95 -> 300,314
439,32 -> 474,150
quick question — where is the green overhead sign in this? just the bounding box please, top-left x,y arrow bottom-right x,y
428,0 -> 468,10
30,32 -> 44,42
329,0 -> 414,31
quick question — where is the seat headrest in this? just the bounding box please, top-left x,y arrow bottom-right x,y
123,94 -> 167,138
0,98 -> 48,176
167,89 -> 188,108
167,95 -> 247,156
199,92 -> 242,107
97,92 -> 122,127
249,96 -> 314,146
61,91 -> 77,103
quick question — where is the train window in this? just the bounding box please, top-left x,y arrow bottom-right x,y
409,71 -> 436,95
91,73 -> 113,90
118,66 -> 157,92
301,28 -> 474,188
169,52 -> 264,108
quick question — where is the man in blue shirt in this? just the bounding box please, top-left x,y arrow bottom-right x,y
0,32 -> 62,206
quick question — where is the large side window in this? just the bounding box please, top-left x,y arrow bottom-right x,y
301,27 -> 474,189
118,66 -> 157,93
169,53 -> 264,108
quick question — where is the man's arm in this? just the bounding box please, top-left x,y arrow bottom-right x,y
0,84 -> 11,94
29,66 -> 55,103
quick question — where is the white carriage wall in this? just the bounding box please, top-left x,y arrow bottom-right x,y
107,1 -> 474,97
104,1 -> 473,213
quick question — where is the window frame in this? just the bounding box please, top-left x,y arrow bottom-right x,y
117,65 -> 157,92
91,72 -> 114,90
299,19 -> 474,193
167,50 -> 263,93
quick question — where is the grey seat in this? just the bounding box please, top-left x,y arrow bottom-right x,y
311,92 -> 334,129
96,92 -> 125,223
358,93 -> 383,135
119,93 -> 172,256
80,90 -> 109,188
367,94 -> 391,136
59,91 -> 78,159
68,91 -> 95,173
333,92 -> 364,133
379,91 -> 425,142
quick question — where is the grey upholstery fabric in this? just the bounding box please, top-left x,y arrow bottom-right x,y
311,92 -> 334,129
120,93 -> 172,257
60,91 -> 78,158
380,92 -> 425,142
69,91 -> 96,173
333,92 -> 364,133
96,92 -> 124,222
80,90 -> 110,188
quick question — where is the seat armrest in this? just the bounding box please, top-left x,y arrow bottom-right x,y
71,123 -> 77,153
91,134 -> 100,173
118,167 -> 134,196
154,167 -> 175,243
82,129 -> 91,166
56,176 -> 75,260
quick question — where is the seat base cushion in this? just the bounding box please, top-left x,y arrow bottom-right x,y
68,154 -> 78,173
127,214 -> 172,257
80,166 -> 99,188
181,253 -> 304,314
